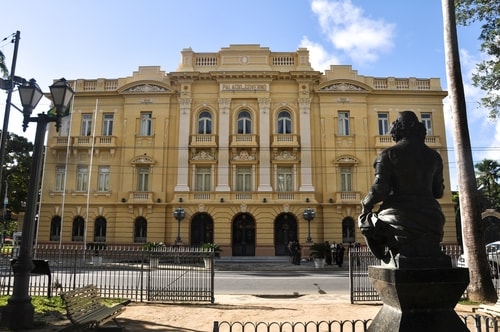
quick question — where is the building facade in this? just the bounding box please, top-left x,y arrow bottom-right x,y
37,44 -> 456,256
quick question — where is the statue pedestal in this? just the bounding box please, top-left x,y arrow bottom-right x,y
368,266 -> 469,332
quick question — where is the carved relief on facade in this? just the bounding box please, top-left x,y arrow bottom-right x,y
191,150 -> 216,161
320,82 -> 366,92
123,84 -> 168,93
232,149 -> 256,161
273,150 -> 297,161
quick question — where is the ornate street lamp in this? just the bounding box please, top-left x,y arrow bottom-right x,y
303,207 -> 316,243
173,207 -> 186,244
2,78 -> 74,330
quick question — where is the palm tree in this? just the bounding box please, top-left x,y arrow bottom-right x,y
0,50 -> 8,78
476,159 -> 500,210
442,0 -> 497,302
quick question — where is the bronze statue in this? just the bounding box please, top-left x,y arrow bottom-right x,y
358,111 -> 449,267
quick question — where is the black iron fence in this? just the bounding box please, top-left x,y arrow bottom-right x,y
348,245 -> 464,304
0,244 -> 215,303
213,315 -> 498,332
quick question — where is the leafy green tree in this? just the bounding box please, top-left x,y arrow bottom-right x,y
475,159 -> 500,210
0,132 -> 33,237
455,0 -> 500,118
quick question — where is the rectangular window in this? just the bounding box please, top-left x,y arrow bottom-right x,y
97,166 -> 110,192
421,113 -> 433,136
55,166 -> 66,192
340,167 -> 352,192
102,113 -> 114,136
378,113 -> 389,135
338,111 -> 350,135
276,167 -> 293,191
140,112 -> 152,136
236,167 -> 252,191
76,166 -> 88,192
81,114 -> 92,136
137,167 -> 150,192
195,167 -> 211,191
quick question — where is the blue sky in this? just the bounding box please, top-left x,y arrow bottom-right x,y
1,0 -> 498,190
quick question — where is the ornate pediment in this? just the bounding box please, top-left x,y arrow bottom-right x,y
334,155 -> 358,164
123,84 -> 169,93
320,82 -> 367,92
131,155 -> 155,165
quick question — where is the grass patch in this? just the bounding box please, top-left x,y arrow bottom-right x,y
0,295 -> 126,330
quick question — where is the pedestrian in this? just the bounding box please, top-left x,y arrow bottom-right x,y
293,241 -> 302,265
330,242 -> 337,265
325,241 -> 332,265
337,243 -> 345,267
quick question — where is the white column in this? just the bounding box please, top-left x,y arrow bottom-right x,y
174,98 -> 191,192
298,97 -> 315,192
216,98 -> 231,191
258,98 -> 273,192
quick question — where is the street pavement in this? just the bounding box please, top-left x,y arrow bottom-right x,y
215,256 -> 349,272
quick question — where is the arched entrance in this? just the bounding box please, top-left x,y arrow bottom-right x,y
190,212 -> 214,245
483,210 -> 500,244
232,213 -> 255,256
274,213 -> 298,256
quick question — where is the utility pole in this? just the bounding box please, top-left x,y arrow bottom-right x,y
0,31 -> 20,202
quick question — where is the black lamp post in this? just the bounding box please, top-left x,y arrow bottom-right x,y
173,207 -> 185,244
303,207 -> 316,243
2,78 -> 74,330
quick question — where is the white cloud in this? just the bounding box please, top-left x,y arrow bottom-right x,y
309,0 -> 395,64
299,37 -> 341,71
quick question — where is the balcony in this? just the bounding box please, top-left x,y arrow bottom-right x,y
335,191 -> 361,202
271,134 -> 300,147
230,134 -> 258,147
375,135 -> 441,148
128,192 -> 154,203
190,134 -> 217,147
49,136 -> 70,150
49,135 -> 117,155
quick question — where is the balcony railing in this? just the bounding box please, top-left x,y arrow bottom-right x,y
375,135 -> 441,147
271,134 -> 300,147
190,134 -> 217,147
49,136 -> 117,150
336,191 -> 361,202
230,134 -> 258,147
128,192 -> 154,203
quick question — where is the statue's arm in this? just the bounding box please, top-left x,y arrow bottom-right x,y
361,155 -> 392,213
432,155 -> 445,199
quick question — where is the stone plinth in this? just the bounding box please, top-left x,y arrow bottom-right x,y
367,266 -> 469,332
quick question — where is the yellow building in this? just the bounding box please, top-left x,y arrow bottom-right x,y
38,44 -> 456,256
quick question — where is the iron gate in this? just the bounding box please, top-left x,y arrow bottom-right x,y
0,245 -> 215,303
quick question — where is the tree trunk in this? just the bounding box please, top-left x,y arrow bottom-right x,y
441,0 -> 497,303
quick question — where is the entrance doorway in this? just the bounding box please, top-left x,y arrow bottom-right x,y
232,213 -> 255,256
190,212 -> 214,246
274,213 -> 298,256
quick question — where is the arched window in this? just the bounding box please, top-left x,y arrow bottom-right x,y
277,111 -> 292,134
72,216 -> 85,242
50,216 -> 61,241
94,216 -> 107,242
198,111 -> 212,134
134,217 -> 147,243
237,111 -> 252,134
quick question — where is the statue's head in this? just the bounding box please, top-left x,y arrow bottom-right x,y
390,111 -> 426,142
